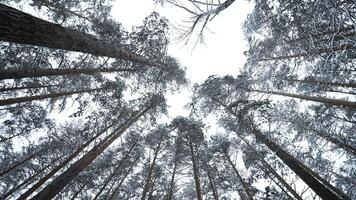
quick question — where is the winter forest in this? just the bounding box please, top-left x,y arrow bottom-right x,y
0,0 -> 355,199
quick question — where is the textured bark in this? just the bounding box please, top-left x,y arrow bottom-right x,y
249,89 -> 356,110
17,121 -> 117,200
27,106 -> 151,200
0,87 -> 102,106
287,79 -> 356,89
92,140 -> 139,200
188,142 -> 203,200
141,137 -> 163,200
238,135 -> 303,200
251,126 -> 351,200
224,153 -> 254,200
1,163 -> 51,199
0,4 -> 164,69
0,67 -> 138,80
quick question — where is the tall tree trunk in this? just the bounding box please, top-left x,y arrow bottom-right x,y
92,139 -> 139,200
0,154 -> 35,177
250,124 -> 351,200
0,87 -> 103,106
25,105 -> 151,200
0,4 -> 164,69
107,157 -> 139,200
224,152 -> 254,200
0,67 -> 138,80
287,79 -> 356,89
141,136 -> 163,200
188,141 -> 203,200
249,89 -> 356,110
166,155 -> 178,200
70,184 -> 85,200
1,163 -> 51,199
237,135 -> 303,200
256,43 -> 354,62
18,120 -> 118,200
204,162 -> 219,200
0,84 -> 62,92
325,89 -> 356,96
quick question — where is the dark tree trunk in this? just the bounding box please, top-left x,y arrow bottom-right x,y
0,154 -> 35,177
188,141 -> 203,200
17,120 -> 118,200
167,154 -> 178,200
224,152 -> 254,200
92,139 -> 139,200
249,89 -> 356,110
70,184 -> 85,200
0,84 -> 62,92
26,106 -> 151,200
287,79 -> 356,89
238,135 -> 303,200
251,125 -> 351,200
0,87 -> 103,106
141,137 -> 163,200
204,162 -> 219,200
0,4 -> 164,69
0,67 -> 138,80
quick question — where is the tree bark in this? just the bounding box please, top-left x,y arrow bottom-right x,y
18,120 -> 118,200
141,136 -> 163,200
251,125 -> 351,200
238,135 -> 303,200
0,84 -> 62,92
0,87 -> 102,106
92,139 -> 139,200
0,4 -> 164,69
224,152 -> 254,200
249,89 -> 356,110
166,155 -> 178,200
188,141 -> 203,200
26,105 -> 151,200
0,67 -> 138,80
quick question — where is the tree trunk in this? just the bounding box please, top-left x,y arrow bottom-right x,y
166,155 -> 178,200
251,125 -> 351,200
325,89 -> 356,96
0,4 -> 164,69
18,120 -> 118,200
0,154 -> 35,177
204,162 -> 219,200
224,152 -> 254,200
1,163 -> 51,199
237,135 -> 303,200
70,184 -> 85,200
188,141 -> 203,200
0,87 -> 102,106
0,67 -> 138,80
0,84 -> 62,92
107,157 -> 139,200
92,139 -> 139,200
26,106 -> 151,200
249,89 -> 356,110
287,79 -> 356,89
141,136 -> 163,200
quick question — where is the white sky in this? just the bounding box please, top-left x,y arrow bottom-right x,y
112,0 -> 254,117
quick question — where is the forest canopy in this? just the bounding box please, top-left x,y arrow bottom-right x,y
0,0 -> 355,200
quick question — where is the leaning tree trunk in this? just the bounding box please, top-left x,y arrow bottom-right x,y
287,79 -> 356,89
0,154 -> 35,177
188,141 -> 203,200
92,139 -> 139,200
0,84 -> 62,92
237,135 -> 303,200
27,105 -> 152,200
0,67 -> 139,80
1,163 -> 51,199
250,125 -> 351,200
249,89 -> 356,110
223,152 -> 254,200
107,156 -> 139,200
166,154 -> 178,200
17,120 -> 119,200
204,162 -> 219,200
0,4 -> 164,69
70,184 -> 86,200
0,87 -> 103,106
141,136 -> 163,200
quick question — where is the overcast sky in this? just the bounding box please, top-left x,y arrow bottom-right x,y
112,0 -> 254,117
